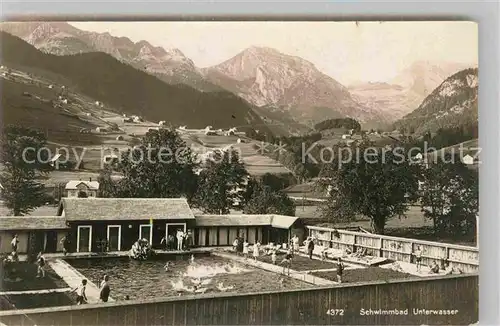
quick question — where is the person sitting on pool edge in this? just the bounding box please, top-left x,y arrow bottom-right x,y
429,260 -> 440,274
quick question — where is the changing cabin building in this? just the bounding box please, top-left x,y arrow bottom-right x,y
57,198 -> 195,253
0,198 -> 305,255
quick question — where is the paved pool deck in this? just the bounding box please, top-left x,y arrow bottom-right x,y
212,251 -> 337,286
48,259 -> 115,303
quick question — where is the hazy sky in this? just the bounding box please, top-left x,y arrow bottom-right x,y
70,21 -> 478,85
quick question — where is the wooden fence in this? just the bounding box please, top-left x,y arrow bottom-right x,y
0,274 -> 478,325
307,226 -> 479,273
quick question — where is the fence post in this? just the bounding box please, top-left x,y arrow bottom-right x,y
379,238 -> 383,258
410,242 -> 415,264
353,234 -> 357,254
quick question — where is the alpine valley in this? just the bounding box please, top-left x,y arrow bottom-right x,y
0,22 -> 476,134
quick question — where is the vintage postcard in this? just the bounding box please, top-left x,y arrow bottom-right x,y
0,20 -> 478,325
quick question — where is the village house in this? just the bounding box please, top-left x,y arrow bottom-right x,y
65,179 -> 100,198
461,154 -> 475,165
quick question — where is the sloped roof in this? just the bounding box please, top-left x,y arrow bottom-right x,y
0,216 -> 68,230
194,214 -> 299,229
59,198 -> 195,221
195,214 -> 272,226
65,180 -> 100,190
271,215 -> 300,229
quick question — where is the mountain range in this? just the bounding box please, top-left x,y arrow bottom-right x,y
0,22 -> 475,131
394,67 -> 478,134
348,61 -> 472,121
0,22 -> 221,91
202,46 -> 384,124
0,31 -> 270,133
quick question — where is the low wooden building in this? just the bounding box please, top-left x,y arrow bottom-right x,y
57,198 -> 195,253
194,214 -> 305,246
0,198 -> 305,254
0,216 -> 68,254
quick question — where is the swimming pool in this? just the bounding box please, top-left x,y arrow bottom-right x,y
66,254 -> 315,301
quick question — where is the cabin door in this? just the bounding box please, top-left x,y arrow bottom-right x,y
139,225 -> 153,245
107,225 -> 121,251
77,226 -> 92,253
45,231 -> 58,253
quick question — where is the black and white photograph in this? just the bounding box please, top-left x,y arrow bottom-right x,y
0,19 -> 480,325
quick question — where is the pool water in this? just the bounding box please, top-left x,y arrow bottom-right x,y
66,254 -> 314,301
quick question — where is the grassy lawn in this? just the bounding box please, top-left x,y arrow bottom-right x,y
311,267 -> 414,283
0,203 -> 58,216
1,261 -> 68,291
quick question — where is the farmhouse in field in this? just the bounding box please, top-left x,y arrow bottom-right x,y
49,153 -> 64,167
132,115 -> 143,123
103,154 -> 119,164
462,154 -> 476,165
65,179 -> 100,198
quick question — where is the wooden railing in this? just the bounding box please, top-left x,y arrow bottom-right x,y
307,225 -> 479,273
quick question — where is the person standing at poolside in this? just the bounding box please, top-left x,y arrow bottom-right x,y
176,229 -> 184,251
160,236 -> 168,251
36,252 -> 45,278
280,250 -> 293,275
291,234 -> 300,254
185,230 -> 193,251
70,279 -> 88,305
99,275 -> 111,303
242,240 -> 249,259
60,235 -> 71,256
11,234 -> 19,255
232,238 -> 239,253
336,258 -> 345,283
271,250 -> 277,265
414,246 -> 423,272
307,237 -> 315,259
252,242 -> 261,261
236,236 -> 244,255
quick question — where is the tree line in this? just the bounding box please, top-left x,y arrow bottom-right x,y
316,140 -> 478,238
